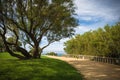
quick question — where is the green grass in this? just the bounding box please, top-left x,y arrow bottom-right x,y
0,52 -> 15,59
0,52 -> 21,59
0,52 -> 83,80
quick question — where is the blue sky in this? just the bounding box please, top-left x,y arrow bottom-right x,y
42,0 -> 120,53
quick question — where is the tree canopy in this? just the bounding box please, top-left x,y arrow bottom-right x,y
0,0 -> 78,59
64,23 -> 120,58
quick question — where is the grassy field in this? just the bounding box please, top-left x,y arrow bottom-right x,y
0,52 -> 83,80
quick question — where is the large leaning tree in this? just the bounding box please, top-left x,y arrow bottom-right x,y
0,0 -> 78,59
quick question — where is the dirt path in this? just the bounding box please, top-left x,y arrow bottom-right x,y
47,56 -> 120,80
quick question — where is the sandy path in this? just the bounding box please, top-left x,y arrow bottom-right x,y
47,56 -> 120,80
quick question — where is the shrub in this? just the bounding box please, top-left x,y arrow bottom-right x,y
46,52 -> 58,56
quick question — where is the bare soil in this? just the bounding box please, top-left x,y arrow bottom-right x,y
47,56 -> 120,80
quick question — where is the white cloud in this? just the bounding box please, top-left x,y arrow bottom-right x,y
74,22 -> 107,34
75,26 -> 91,34
80,16 -> 92,21
43,43 -> 64,52
74,0 -> 120,22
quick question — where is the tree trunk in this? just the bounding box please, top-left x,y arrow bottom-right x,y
39,48 -> 43,59
6,46 -> 25,59
33,45 -> 40,58
0,48 -> 2,52
5,43 -> 25,59
1,35 -> 25,59
16,46 -> 32,59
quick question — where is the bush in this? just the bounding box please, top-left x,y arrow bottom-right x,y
46,52 -> 58,56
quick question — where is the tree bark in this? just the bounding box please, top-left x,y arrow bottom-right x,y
16,46 -> 32,59
39,48 -> 43,59
6,46 -> 25,59
33,44 -> 40,58
3,38 -> 25,59
0,34 -> 26,59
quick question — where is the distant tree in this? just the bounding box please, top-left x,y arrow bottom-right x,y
0,0 -> 78,59
46,52 -> 57,56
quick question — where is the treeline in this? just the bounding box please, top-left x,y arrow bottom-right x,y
64,23 -> 120,58
46,52 -> 58,56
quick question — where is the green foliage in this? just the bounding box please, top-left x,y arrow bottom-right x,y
0,0 -> 78,58
46,52 -> 58,56
64,23 -> 120,58
0,52 -> 83,80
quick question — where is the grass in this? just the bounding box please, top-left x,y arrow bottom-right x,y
0,52 -> 83,80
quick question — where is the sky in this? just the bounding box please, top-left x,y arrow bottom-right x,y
42,0 -> 120,53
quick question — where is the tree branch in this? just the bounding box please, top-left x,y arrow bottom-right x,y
41,41 -> 54,50
25,34 -> 34,47
0,27 -> 25,59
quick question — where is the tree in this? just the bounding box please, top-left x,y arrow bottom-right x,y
64,22 -> 120,58
0,0 -> 78,59
0,37 -> 5,52
64,38 -> 77,54
46,52 -> 57,56
107,23 -> 120,58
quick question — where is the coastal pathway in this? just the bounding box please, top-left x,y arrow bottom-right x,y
47,56 -> 120,80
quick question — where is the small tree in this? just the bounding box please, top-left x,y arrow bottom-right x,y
0,0 -> 78,59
